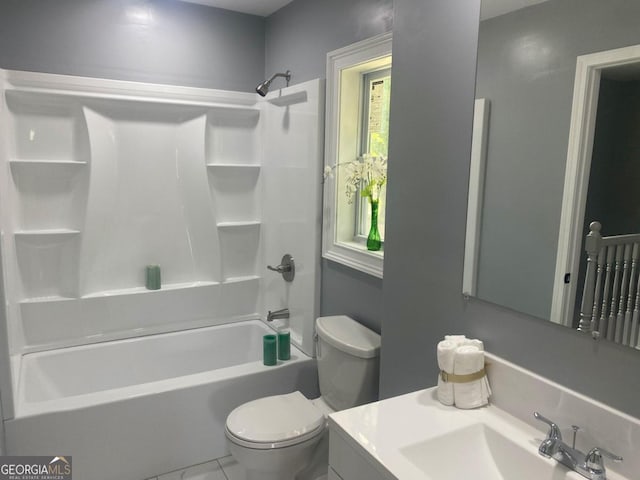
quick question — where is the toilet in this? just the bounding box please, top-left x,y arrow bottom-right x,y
225,315 -> 381,480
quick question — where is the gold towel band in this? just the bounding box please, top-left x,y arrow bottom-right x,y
440,368 -> 486,384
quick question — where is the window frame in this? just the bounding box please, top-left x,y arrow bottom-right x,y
322,32 -> 392,278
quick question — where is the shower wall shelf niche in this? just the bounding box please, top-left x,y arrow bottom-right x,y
208,163 -> 261,225
14,229 -> 81,301
205,108 -> 260,166
5,91 -> 86,164
218,222 -> 261,281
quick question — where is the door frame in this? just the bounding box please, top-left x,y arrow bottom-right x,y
551,44 -> 640,326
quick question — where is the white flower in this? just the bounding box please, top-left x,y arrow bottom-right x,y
323,154 -> 387,204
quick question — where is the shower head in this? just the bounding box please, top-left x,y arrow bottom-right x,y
256,70 -> 291,97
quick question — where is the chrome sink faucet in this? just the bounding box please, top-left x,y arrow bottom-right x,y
534,412 -> 623,480
267,308 -> 290,322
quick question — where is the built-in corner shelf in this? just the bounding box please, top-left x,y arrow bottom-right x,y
267,90 -> 308,107
216,221 -> 261,229
10,159 -> 87,180
206,163 -> 260,170
19,295 -> 76,304
224,275 -> 260,284
15,229 -> 80,239
208,105 -> 260,115
10,159 -> 87,166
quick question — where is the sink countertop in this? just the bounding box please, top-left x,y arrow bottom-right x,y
329,353 -> 636,480
329,387 -> 586,480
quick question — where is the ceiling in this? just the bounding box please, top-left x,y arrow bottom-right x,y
178,0 -> 550,21
481,0 -> 550,20
177,0 -> 295,17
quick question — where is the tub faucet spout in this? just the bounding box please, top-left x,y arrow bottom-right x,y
267,308 -> 290,322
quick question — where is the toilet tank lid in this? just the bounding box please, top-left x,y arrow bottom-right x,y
316,315 -> 380,359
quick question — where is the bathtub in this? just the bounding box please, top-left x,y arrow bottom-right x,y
5,320 -> 318,480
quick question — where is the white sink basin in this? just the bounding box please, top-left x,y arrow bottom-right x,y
400,422 -> 553,480
330,389 -> 583,480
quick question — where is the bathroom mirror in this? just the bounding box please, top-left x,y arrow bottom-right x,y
465,0 -> 640,347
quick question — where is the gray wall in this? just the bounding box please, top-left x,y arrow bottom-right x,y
474,0 -> 640,320
380,0 -> 640,419
265,0 -> 393,333
0,0 -> 264,91
265,0 -> 393,86
380,0 -> 480,397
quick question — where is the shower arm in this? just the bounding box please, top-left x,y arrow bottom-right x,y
267,71 -> 291,87
256,70 -> 292,96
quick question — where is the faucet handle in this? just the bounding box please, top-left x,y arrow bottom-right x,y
586,447 -> 623,472
267,254 -> 295,282
534,412 -> 562,440
267,264 -> 291,273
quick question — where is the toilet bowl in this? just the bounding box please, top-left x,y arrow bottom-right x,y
225,392 -> 331,480
225,316 -> 380,480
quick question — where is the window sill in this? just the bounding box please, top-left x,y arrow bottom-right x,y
323,240 -> 383,278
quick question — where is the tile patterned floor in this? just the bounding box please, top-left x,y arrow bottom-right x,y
145,456 -> 243,480
217,456 -> 246,480
147,455 -> 327,480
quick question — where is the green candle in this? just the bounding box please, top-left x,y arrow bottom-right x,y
145,265 -> 161,290
263,335 -> 277,366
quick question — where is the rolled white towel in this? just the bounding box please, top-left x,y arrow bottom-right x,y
460,338 -> 491,398
445,335 -> 467,345
436,340 -> 457,406
453,345 -> 489,409
463,338 -> 484,350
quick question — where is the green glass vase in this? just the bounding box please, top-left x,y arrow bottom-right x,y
367,199 -> 382,251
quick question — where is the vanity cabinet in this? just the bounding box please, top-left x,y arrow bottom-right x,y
328,423 -> 390,480
327,466 -> 343,480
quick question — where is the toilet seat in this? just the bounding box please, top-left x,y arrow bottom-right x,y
225,391 -> 326,450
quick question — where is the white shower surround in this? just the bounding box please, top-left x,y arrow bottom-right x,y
0,69 -> 324,419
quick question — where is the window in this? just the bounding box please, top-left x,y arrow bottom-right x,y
322,33 -> 392,278
357,69 -> 391,243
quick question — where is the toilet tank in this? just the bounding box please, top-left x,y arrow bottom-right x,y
315,315 -> 381,411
